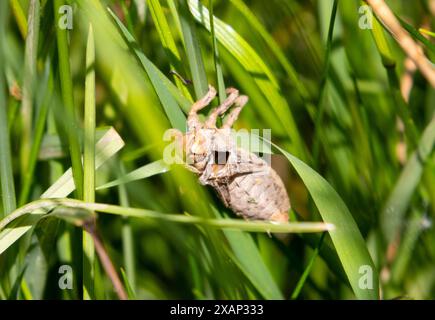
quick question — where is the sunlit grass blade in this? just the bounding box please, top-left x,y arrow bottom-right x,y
83,24 -> 96,300
39,128 -> 108,161
96,160 -> 169,190
0,128 -> 124,255
42,128 -> 125,199
0,196 -> 331,256
419,28 -> 435,39
1,198 -> 333,234
9,0 -> 27,39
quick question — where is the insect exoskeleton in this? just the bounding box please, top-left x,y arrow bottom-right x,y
168,85 -> 290,223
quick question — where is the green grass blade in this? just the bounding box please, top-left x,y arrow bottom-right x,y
1,198 -> 332,234
54,0 -> 84,199
419,28 -> 435,39
389,210 -> 427,286
83,24 -> 96,300
96,160 -> 169,190
147,0 -> 191,99
118,163 -> 136,294
371,15 -> 419,148
0,128 -> 124,255
20,0 -> 40,182
223,229 -> 283,299
228,0 -> 309,101
312,0 -> 338,161
177,0 -> 209,99
7,265 -> 27,300
291,232 -> 326,299
83,24 -> 96,211
18,63 -> 52,206
381,116 -> 435,244
109,8 -> 188,130
42,128 -> 125,199
120,268 -> 136,299
38,127 -> 109,161
208,0 -> 225,103
0,197 -> 330,255
397,17 -> 435,54
0,0 -> 16,217
272,142 -> 379,299
9,0 -> 28,39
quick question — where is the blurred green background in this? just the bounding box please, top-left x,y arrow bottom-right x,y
0,0 -> 434,300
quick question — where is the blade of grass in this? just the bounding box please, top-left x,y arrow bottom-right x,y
82,24 -> 96,300
175,0 -> 209,99
118,163 -> 136,294
119,0 -> 135,36
381,115 -> 435,244
109,8 -> 187,130
208,0 -> 226,103
7,265 -> 27,300
312,0 -> 338,161
228,0 -> 309,101
96,160 -> 169,190
0,128 -> 124,255
1,199 -> 333,236
147,0 -> 192,99
18,62 -> 52,206
54,0 -> 84,199
366,0 -> 435,87
291,232 -> 326,299
419,28 -> 435,39
389,210 -> 427,285
39,127 -> 109,160
0,0 -> 16,217
271,141 -> 379,299
20,0 -> 40,182
120,268 -> 136,299
0,197 -> 332,255
396,18 -> 435,54
371,15 -> 419,148
42,128 -> 124,198
222,228 -> 283,299
9,0 -> 28,39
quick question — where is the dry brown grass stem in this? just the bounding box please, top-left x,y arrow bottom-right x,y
366,0 -> 435,87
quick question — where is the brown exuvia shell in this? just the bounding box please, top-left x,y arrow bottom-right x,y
210,149 -> 290,222
169,85 -> 291,223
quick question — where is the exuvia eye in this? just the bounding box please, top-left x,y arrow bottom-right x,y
214,151 -> 230,164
